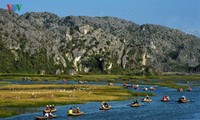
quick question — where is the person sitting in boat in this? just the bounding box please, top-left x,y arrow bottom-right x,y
166,96 -> 170,100
178,88 -> 183,92
187,87 -> 192,91
73,107 -> 78,113
68,108 -> 73,115
146,95 -> 150,99
134,85 -> 139,89
49,105 -> 52,110
143,87 -> 148,91
132,100 -> 138,105
162,96 -> 168,101
76,107 -> 80,113
103,102 -> 109,108
101,102 -> 105,108
179,96 -> 186,101
52,104 -> 55,110
182,96 -> 186,100
45,105 -> 50,110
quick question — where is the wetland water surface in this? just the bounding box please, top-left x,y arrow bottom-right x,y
1,82 -> 200,120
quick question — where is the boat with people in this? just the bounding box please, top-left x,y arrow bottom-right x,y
142,87 -> 148,91
123,84 -> 133,88
134,85 -> 139,90
141,95 -> 152,102
149,86 -> 156,90
99,102 -> 112,110
107,82 -> 113,86
131,103 -> 141,107
35,115 -> 58,120
186,87 -> 192,92
130,100 -> 140,107
161,96 -> 170,102
67,107 -> 84,116
178,88 -> 183,92
177,96 -> 190,103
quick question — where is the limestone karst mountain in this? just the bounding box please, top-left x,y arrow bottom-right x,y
1,9 -> 200,75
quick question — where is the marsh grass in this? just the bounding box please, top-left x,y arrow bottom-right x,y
0,109 -> 19,118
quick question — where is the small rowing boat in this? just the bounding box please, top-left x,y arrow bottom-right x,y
131,104 -> 141,107
99,106 -> 112,110
35,115 -> 58,120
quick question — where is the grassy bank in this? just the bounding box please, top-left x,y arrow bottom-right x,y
1,73 -> 200,81
73,74 -> 200,81
0,84 -> 154,118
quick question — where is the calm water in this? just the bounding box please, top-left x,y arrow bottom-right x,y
1,82 -> 200,120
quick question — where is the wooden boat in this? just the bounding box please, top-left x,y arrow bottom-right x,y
131,104 -> 141,107
99,106 -> 112,110
68,112 -> 84,116
177,99 -> 190,103
35,115 -> 58,120
43,109 -> 56,113
142,99 -> 152,102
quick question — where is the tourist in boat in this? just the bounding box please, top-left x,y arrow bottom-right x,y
104,102 -> 109,108
146,95 -> 150,99
73,107 -> 78,113
76,107 -> 80,113
134,85 -> 139,90
132,100 -> 138,105
52,104 -> 55,109
49,105 -> 52,110
187,87 -> 192,92
162,96 -> 166,101
143,87 -> 148,91
178,88 -> 183,92
150,86 -> 155,90
45,105 -> 50,110
162,96 -> 170,101
166,96 -> 170,100
181,96 -> 186,100
178,96 -> 186,102
101,102 -> 105,108
68,108 -> 73,115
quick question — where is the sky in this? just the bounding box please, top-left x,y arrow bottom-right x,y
0,0 -> 200,36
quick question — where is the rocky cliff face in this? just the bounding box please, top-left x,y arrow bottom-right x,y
0,9 -> 200,75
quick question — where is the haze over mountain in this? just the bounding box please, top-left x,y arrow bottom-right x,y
0,9 -> 200,75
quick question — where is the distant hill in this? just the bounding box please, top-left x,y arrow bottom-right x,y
0,8 -> 200,75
